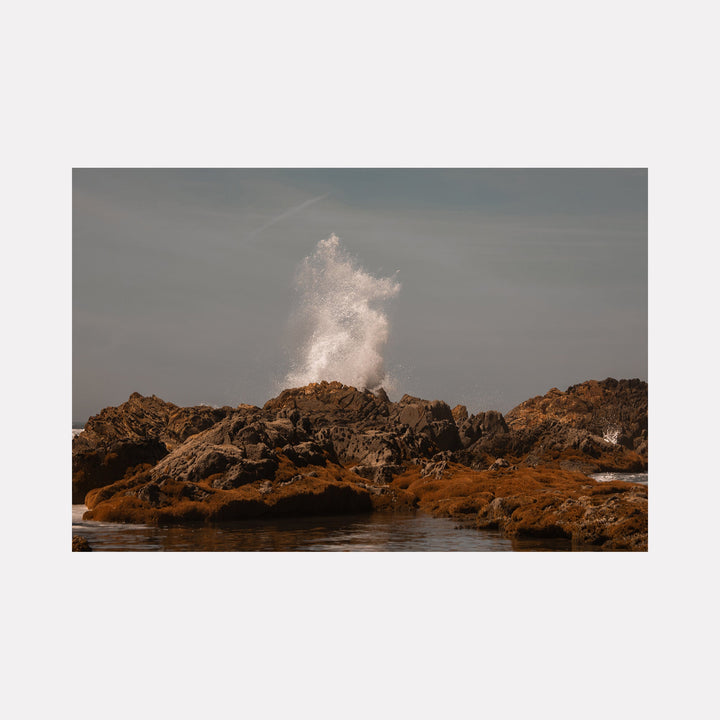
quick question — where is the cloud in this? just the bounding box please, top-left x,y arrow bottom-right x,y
247,193 -> 329,242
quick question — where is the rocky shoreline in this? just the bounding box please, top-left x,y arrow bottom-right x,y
72,378 -> 648,550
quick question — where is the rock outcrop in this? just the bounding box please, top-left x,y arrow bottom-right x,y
72,393 -> 241,502
390,464 -> 648,551
73,378 -> 649,550
72,535 -> 92,552
502,379 -> 648,473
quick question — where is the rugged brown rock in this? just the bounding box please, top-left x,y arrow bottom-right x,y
72,535 -> 92,552
72,393 -> 242,502
390,464 -> 647,550
502,378 -> 648,473
73,378 -> 649,550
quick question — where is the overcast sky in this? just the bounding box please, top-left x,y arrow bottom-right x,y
72,168 -> 647,421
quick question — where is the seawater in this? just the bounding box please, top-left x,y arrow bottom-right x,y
73,505 -> 577,552
590,472 -> 648,485
283,234 -> 400,392
72,471 -> 647,551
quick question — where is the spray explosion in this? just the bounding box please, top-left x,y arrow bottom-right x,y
284,234 -> 400,391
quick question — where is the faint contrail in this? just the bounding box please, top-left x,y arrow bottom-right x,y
248,193 -> 329,243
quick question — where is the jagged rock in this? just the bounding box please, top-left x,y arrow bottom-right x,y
210,459 -> 278,489
72,393 -> 248,503
72,535 -> 92,552
263,381 -> 389,427
74,379 -> 648,550
419,453 -> 455,479
73,392 -> 238,453
457,410 -> 509,450
502,379 -> 648,472
395,463 -> 647,550
72,437 -> 168,503
84,470 -> 373,524
489,458 -> 510,471
506,378 -> 647,448
281,441 -> 326,467
452,405 -> 468,422
353,463 -> 405,484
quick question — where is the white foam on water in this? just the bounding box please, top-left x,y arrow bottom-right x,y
284,234 -> 400,391
591,472 -> 648,484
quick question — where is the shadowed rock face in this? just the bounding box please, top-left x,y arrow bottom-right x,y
73,378 -> 648,550
72,535 -> 92,551
502,379 -> 648,473
263,381 -> 390,428
72,393 -> 246,502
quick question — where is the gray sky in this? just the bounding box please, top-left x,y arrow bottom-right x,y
73,169 -> 647,421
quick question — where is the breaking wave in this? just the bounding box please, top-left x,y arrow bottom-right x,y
284,234 -> 400,391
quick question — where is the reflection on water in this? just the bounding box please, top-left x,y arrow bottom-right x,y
72,478 -> 648,552
73,505 -> 528,552
72,506 -> 601,552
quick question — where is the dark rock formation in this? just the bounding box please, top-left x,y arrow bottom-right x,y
73,392 -> 238,453
502,378 -> 648,473
72,535 -> 92,551
391,463 -> 648,551
73,378 -> 648,550
72,392 -> 242,502
262,381 -> 390,428
72,437 -> 168,503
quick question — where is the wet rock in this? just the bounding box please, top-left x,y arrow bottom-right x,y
72,535 -> 92,552
420,459 -> 450,480
72,437 -> 168,503
489,458 -> 510,471
281,441 -> 326,467
76,379 -> 648,549
73,392 -> 238,453
263,381 -> 389,427
353,463 -> 405,484
186,446 -> 245,482
213,458 -> 279,489
504,378 -> 648,470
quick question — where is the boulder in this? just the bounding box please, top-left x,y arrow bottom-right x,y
72,437 -> 167,503
72,535 -> 93,552
489,457 -> 510,471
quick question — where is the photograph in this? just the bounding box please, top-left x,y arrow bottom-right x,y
7,3 -> 715,717
72,168 -> 648,551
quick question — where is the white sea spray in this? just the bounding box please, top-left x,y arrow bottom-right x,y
284,234 -> 400,391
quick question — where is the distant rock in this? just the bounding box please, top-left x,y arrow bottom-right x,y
505,378 -> 647,442
502,378 -> 648,473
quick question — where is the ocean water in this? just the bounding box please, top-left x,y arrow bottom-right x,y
590,472 -> 648,485
72,464 -> 645,551
72,505 -> 519,551
72,504 -> 611,551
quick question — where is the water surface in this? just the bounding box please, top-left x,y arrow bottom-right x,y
590,472 -> 648,485
72,474 -> 646,551
72,505 -> 525,552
